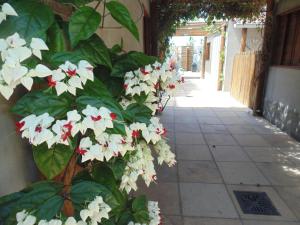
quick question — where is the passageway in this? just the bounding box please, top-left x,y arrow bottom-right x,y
138,77 -> 300,225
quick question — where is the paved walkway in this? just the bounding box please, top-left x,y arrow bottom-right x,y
138,78 -> 300,225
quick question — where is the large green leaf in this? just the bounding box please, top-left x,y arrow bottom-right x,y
58,0 -> 94,7
79,35 -> 112,68
47,22 -> 67,53
106,1 -> 139,41
11,90 -> 73,118
0,181 -> 63,225
33,143 -> 74,180
132,196 -> 149,223
69,6 -> 101,47
0,0 -> 54,41
50,51 -> 86,66
92,163 -> 117,188
111,52 -> 157,77
123,103 -> 152,124
77,78 -> 112,98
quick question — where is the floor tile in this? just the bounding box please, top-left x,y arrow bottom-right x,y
200,124 -> 229,134
176,133 -> 205,145
180,183 -> 238,218
176,144 -> 212,160
175,123 -> 201,133
136,182 -> 181,215
226,125 -> 257,134
244,147 -> 292,164
184,217 -> 242,225
257,163 -> 300,186
220,117 -> 248,125
227,185 -> 297,221
210,146 -> 250,162
197,116 -> 223,125
217,162 -> 270,185
262,134 -> 300,148
156,163 -> 178,183
233,134 -> 271,147
161,215 -> 183,225
204,134 -> 238,146
178,161 -> 222,183
275,186 -> 300,220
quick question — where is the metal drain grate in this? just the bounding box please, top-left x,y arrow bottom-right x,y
234,191 -> 280,216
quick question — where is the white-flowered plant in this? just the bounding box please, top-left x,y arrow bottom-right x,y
0,3 -> 18,24
128,201 -> 161,225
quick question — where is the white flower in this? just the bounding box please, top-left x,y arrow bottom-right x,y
6,33 -> 26,48
16,211 -> 36,225
153,139 -> 176,167
48,219 -> 62,225
82,105 -> 114,136
65,217 -> 77,225
0,3 -> 18,24
38,220 -> 48,225
30,38 -> 48,59
77,60 -> 94,84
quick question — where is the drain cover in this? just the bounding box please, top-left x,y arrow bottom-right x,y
234,191 -> 280,216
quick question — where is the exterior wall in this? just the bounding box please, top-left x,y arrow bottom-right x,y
95,0 -> 149,52
263,67 -> 300,140
0,0 -> 150,195
263,0 -> 300,141
205,34 -> 221,89
223,21 -> 263,91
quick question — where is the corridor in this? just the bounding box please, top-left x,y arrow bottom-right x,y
138,78 -> 300,225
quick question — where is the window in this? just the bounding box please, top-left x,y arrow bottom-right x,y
272,9 -> 300,66
205,42 -> 211,60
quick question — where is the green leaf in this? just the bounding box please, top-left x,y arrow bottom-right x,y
69,6 -> 101,47
77,78 -> 112,98
47,22 -> 67,53
92,163 -> 117,188
33,143 -> 74,179
11,90 -> 73,118
111,52 -> 157,77
108,158 -> 126,181
50,51 -> 86,66
58,0 -> 94,7
117,211 -> 134,225
132,196 -> 149,223
79,35 -> 112,68
35,195 -> 64,220
123,103 -> 152,124
106,1 -> 139,41
0,0 -> 54,41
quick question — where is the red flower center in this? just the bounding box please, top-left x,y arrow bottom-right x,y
154,82 -> 160,89
156,66 -> 160,70
121,139 -> 127,144
140,68 -> 149,75
91,115 -> 102,121
35,125 -> 42,133
61,122 -> 73,141
161,128 -> 167,136
16,121 -> 25,132
76,147 -> 87,155
123,84 -> 128,90
47,76 -> 56,87
66,69 -> 77,77
168,84 -> 176,89
110,113 -> 117,120
132,130 -> 140,138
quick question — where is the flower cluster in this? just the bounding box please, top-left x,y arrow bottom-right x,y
47,61 -> 94,96
128,201 -> 161,225
16,196 -> 111,225
153,139 -> 176,167
0,3 -> 18,24
122,58 -> 183,114
0,32 -> 50,99
16,105 -> 117,148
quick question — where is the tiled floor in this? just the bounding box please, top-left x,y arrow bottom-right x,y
138,78 -> 300,225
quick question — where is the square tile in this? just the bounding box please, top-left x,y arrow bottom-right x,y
275,186 -> 300,220
228,185 -> 297,221
176,133 -> 205,145
178,161 -> 222,183
226,125 -> 256,134
210,146 -> 250,162
200,125 -> 229,134
156,163 -> 178,183
233,134 -> 271,147
180,183 -> 238,218
244,147 -> 292,164
220,117 -> 248,125
161,215 -> 183,225
184,217 -> 242,225
175,123 -> 201,133
261,134 -> 300,148
136,182 -> 181,215
217,162 -> 270,185
197,116 -> 223,125
256,163 -> 300,186
176,144 -> 212,160
204,134 -> 238,146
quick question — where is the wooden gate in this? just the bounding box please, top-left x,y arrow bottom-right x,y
230,51 -> 262,108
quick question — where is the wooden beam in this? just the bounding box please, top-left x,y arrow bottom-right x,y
252,0 -> 276,115
201,37 -> 207,79
217,26 -> 226,90
240,28 -> 248,52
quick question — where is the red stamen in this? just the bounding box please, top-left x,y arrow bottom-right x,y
35,125 -> 42,133
66,69 -> 77,77
16,121 -> 25,132
110,113 -> 117,120
76,147 -> 87,155
123,84 -> 128,90
161,128 -> 167,137
61,130 -> 71,141
140,68 -> 149,75
91,115 -> 101,121
47,76 -> 56,87
63,121 -> 73,131
168,84 -> 176,89
154,82 -> 160,90
121,139 -> 127,144
132,130 -> 140,138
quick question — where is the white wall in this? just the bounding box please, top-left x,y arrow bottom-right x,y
223,21 -> 263,91
94,0 -> 149,52
205,34 -> 221,89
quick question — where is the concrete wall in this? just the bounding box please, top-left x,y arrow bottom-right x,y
94,0 -> 149,52
205,34 -> 221,89
263,0 -> 300,141
223,21 -> 263,91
